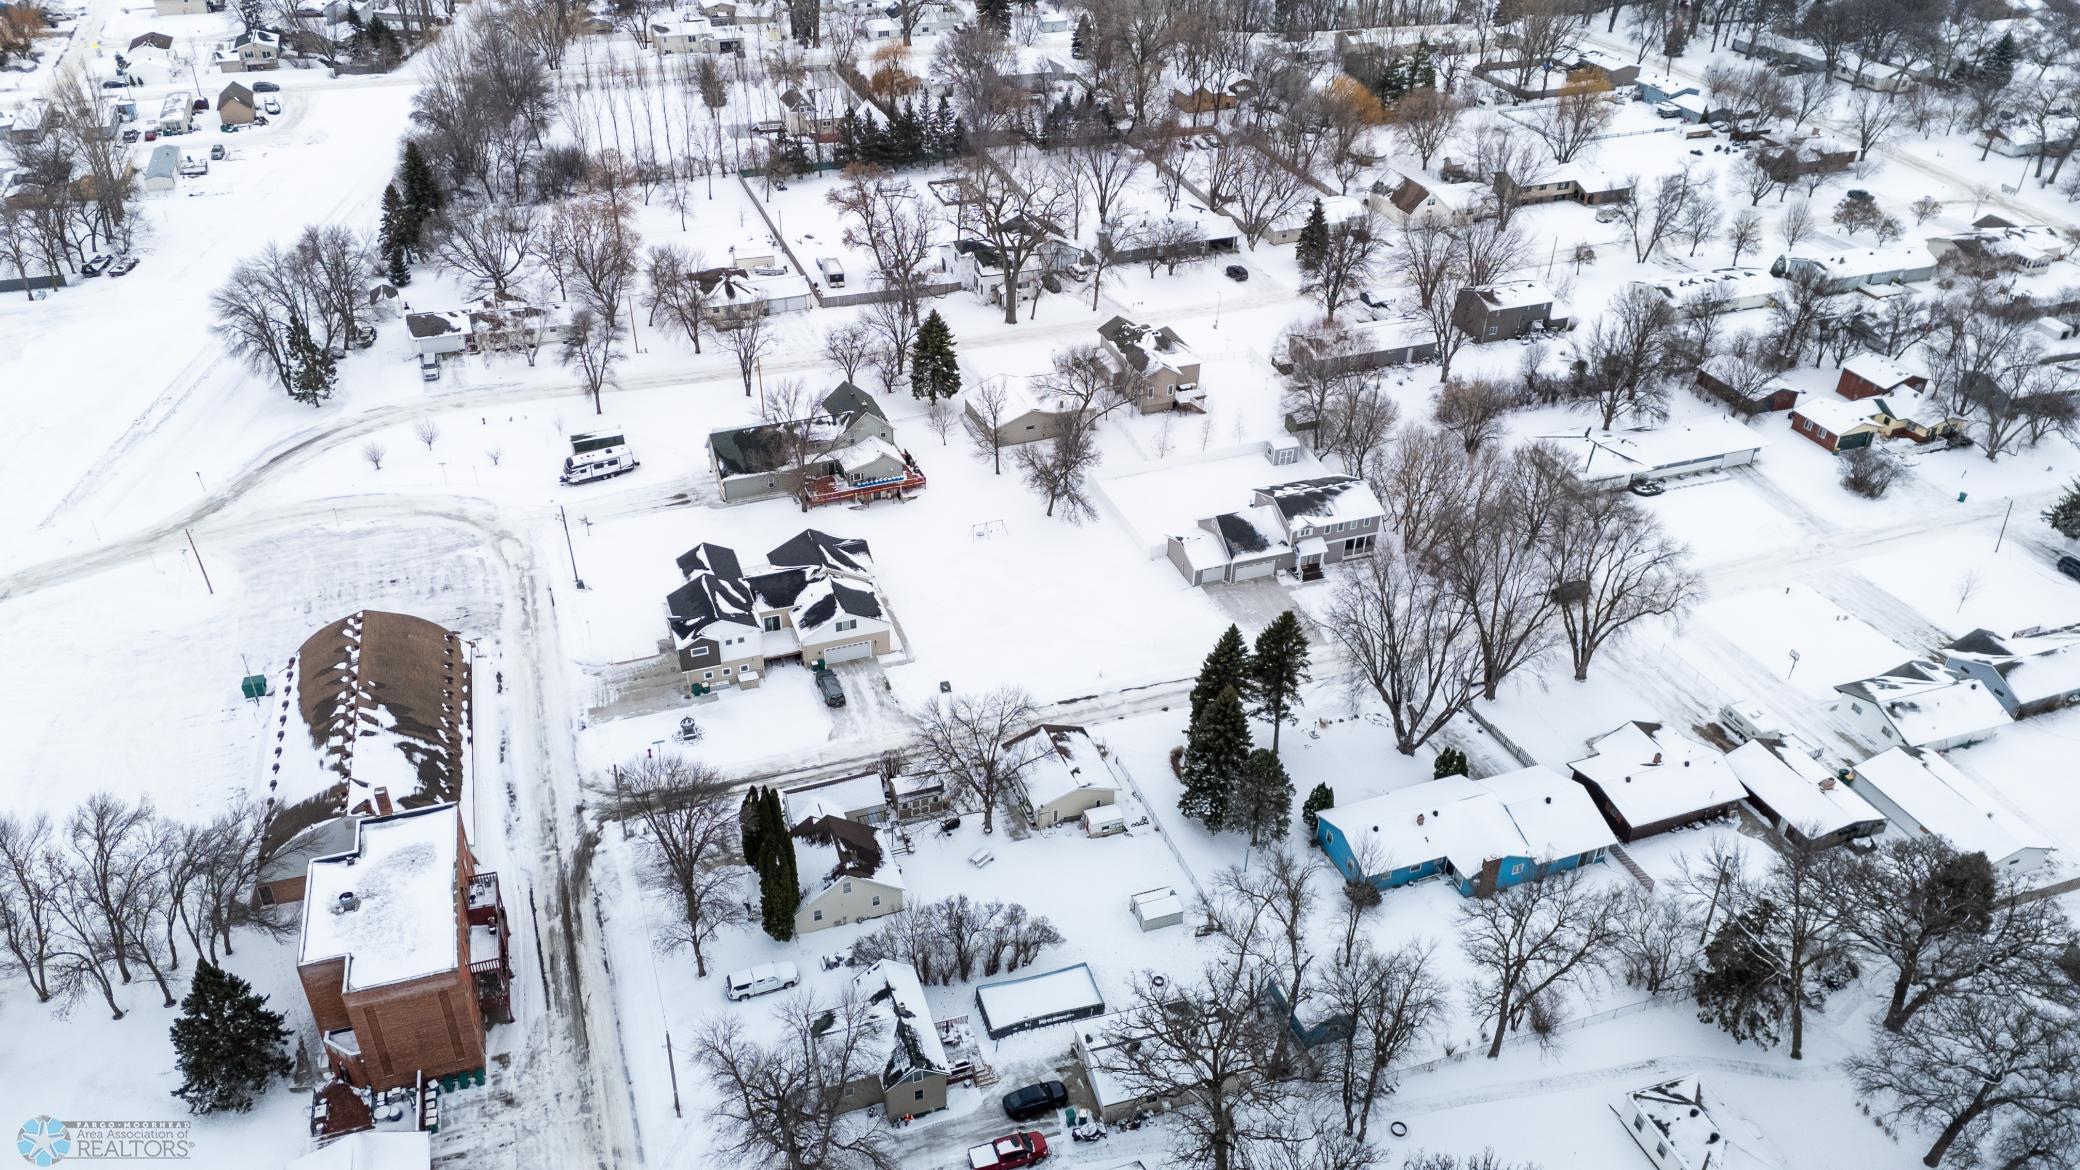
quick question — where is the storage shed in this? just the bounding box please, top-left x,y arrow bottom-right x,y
1129,887 -> 1184,931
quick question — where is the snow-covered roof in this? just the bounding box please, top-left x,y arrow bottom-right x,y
1724,741 -> 1883,839
1850,747 -> 2051,868
975,963 -> 1105,1034
792,813 -> 904,896
666,532 -> 882,646
1840,351 -> 1923,390
1619,1076 -> 1777,1170
1778,244 -> 1933,280
1569,723 -> 1745,828
286,1131 -> 432,1170
299,804 -> 463,992
1098,316 -> 1198,377
782,772 -> 888,823
1467,279 -> 1553,310
851,959 -> 947,1084
1318,766 -> 1613,878
1252,475 -> 1383,526
1008,724 -> 1116,812
1478,764 -> 1620,862
1941,628 -> 2080,708
1535,418 -> 1767,483
1632,267 -> 1780,307
829,435 -> 906,476
1835,662 -> 2010,747
1792,397 -> 1880,435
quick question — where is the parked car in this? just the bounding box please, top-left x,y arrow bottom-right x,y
1628,478 -> 1665,496
102,78 -> 129,89
210,143 -> 225,160
968,1132 -> 1049,1170
1224,264 -> 1248,282
2059,554 -> 2080,583
120,128 -> 138,143
252,80 -> 280,92
191,98 -> 207,112
79,255 -> 111,277
722,961 -> 799,1001
107,256 -> 138,277
815,669 -> 846,708
1001,1080 -> 1068,1122
220,123 -> 240,134
142,128 -> 157,141
1846,189 -> 1873,202
351,324 -> 375,348
263,98 -> 281,115
1595,207 -> 1623,223
418,352 -> 440,382
179,159 -> 207,177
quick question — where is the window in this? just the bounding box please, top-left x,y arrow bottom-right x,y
257,886 -> 276,907
836,619 -> 857,633
813,909 -> 824,921
690,646 -> 710,659
872,895 -> 882,906
1343,534 -> 1375,555
1655,1143 -> 1667,1158
763,616 -> 782,632
914,1089 -> 925,1101
1634,1114 -> 1646,1132
723,666 -> 733,675
1508,862 -> 1525,876
703,670 -> 715,680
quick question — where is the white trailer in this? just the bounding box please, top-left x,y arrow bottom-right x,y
561,429 -> 639,484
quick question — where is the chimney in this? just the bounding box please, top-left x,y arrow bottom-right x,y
1651,752 -> 1662,765
371,786 -> 394,816
334,891 -> 360,914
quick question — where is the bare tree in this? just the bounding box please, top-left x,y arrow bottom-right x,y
1569,283 -> 1680,429
963,377 -> 1012,474
1393,87 -> 1465,172
1215,849 -> 1322,1069
718,309 -> 775,400
1306,214 -> 1388,322
595,755 -> 747,979
435,203 -> 539,299
822,320 -> 874,385
826,170 -> 941,323
1846,87 -> 1905,161
1014,419 -> 1103,522
1322,545 -> 1481,756
955,155 -> 1070,325
0,815 -> 60,1002
1320,941 -> 1448,1141
1839,445 -> 1909,498
560,305 -> 623,414
1548,489 -> 1699,681
361,441 -> 388,471
1529,81 -> 1614,166
1610,886 -> 1698,995
1435,445 -> 1573,700
694,993 -> 901,1170
411,418 -> 441,451
1433,378 -> 1519,454
1725,208 -> 1764,266
1612,165 -> 1699,263
906,687 -> 1038,833
1223,137 -> 1310,249
642,244 -> 709,354
1459,870 -> 1622,1059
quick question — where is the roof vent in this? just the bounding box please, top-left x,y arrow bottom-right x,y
1544,796 -> 1553,804
1651,752 -> 1662,765
334,891 -> 360,914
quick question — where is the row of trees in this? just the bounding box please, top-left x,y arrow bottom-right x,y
0,795 -> 274,1020
1177,616 -> 1311,844
0,67 -> 142,301
848,894 -> 1062,985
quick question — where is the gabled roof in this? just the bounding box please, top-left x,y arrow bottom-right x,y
1319,766 -> 1614,879
768,529 -> 873,575
1724,740 -> 1882,839
793,813 -> 902,894
1851,747 -> 2050,867
1254,475 -> 1381,524
851,959 -> 947,1086
674,541 -> 743,580
820,381 -> 885,425
218,82 -> 255,108
1006,724 -> 1115,811
1569,722 -> 1744,827
1941,628 -> 2080,707
1835,661 -> 2010,746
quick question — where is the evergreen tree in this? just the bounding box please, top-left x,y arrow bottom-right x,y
397,141 -> 442,251
1190,625 -> 1253,723
386,243 -> 411,289
1071,14 -> 1089,59
1232,749 -> 1295,847
1249,610 -> 1311,754
2043,478 -> 2080,539
1300,782 -> 1336,841
891,99 -> 925,165
1179,685 -> 1252,831
377,184 -> 406,257
169,962 -> 292,1115
1693,899 -> 1789,1049
930,96 -> 964,161
286,317 -> 335,407
739,785 -> 767,866
1295,199 -> 1330,276
835,108 -> 862,166
757,788 -> 799,941
1433,747 -> 1469,779
1984,32 -> 2018,82
911,310 -> 961,400
976,0 -> 1010,33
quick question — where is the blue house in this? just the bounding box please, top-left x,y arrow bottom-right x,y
1635,75 -> 1698,106
1315,766 -> 1616,898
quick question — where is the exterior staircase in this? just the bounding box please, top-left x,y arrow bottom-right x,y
1609,844 -> 1655,891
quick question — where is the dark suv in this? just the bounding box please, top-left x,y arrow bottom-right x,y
815,670 -> 846,708
1001,1080 -> 1068,1121
2058,555 -> 2080,583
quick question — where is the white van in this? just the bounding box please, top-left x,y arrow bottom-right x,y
817,257 -> 845,288
560,429 -> 639,485
724,961 -> 799,1001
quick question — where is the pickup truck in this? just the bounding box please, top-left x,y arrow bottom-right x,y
968,1132 -> 1048,1170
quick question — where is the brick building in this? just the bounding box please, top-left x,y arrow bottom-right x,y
297,803 -> 510,1093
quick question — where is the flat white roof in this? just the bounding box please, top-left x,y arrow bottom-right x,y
300,804 -> 462,992
1724,740 -> 1883,838
976,963 -> 1105,1032
1537,418 -> 1767,481
1851,747 -> 2051,868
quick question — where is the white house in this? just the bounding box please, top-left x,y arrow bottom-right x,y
1848,747 -> 2053,874
1007,724 -> 1118,828
1629,268 -> 1781,314
791,812 -> 906,934
1831,661 -> 2011,751
1534,419 -> 1767,489
1568,722 -> 1747,842
1367,173 -> 1488,225
1617,1076 -> 1778,1170
1771,245 -> 1935,293
1724,740 -> 1886,849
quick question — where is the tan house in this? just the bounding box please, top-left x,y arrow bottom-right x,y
964,373 -> 1095,447
665,530 -> 895,692
217,28 -> 280,72
1007,724 -> 1118,828
217,82 -> 256,125
297,803 -> 510,1093
792,813 -> 906,934
1097,316 -> 1205,412
837,960 -> 950,1119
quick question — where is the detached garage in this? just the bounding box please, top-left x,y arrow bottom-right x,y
975,963 -> 1107,1039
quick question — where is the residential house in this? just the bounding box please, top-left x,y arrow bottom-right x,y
217,29 -> 281,72
1836,352 -> 1928,400
6,99 -> 50,146
1789,397 -> 1887,452
1568,722 -> 1746,842
695,265 -> 814,325
1831,661 -> 2011,750
1939,628 -> 2080,718
1618,1076 -> 1777,1170
707,382 -> 922,505
1074,1003 -> 1200,1122
784,771 -> 898,826
1634,75 -> 1698,105
466,298 -> 573,354
1097,316 -> 1205,412
1926,223 -> 2073,273
1695,354 -> 1797,414
141,143 -> 181,193
791,812 -> 905,934
1560,48 -> 1642,89
158,91 -> 193,134
1754,131 -> 1855,177
404,310 -> 472,356
1005,724 -> 1118,828
1535,419 -> 1768,488
1451,280 -> 1570,341
963,373 -> 1093,446
1315,766 -> 1617,896
1724,741 -> 1886,850
1630,268 -> 1781,314
1794,387 -> 1966,451
778,77 -> 849,136
1366,173 -> 1490,225
297,803 -> 510,1092
1974,116 -> 2080,159
941,235 -> 1081,310
1490,162 -> 1634,207
129,31 -> 176,54
218,82 -> 257,126
1286,317 -> 1438,377
1263,195 -> 1366,246
1849,747 -> 2053,873
1170,85 -> 1240,117
664,531 -> 894,691
650,10 -> 747,54
836,960 -> 948,1119
1165,474 -> 1385,586
1770,245 -> 1935,293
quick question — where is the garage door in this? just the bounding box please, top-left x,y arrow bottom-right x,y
1232,559 -> 1278,582
822,641 -> 875,664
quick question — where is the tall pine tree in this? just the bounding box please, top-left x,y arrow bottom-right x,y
286,317 -> 335,406
1190,625 -> 1253,724
739,785 -> 767,865
397,141 -> 442,252
1179,684 -> 1252,831
170,963 -> 292,1115
911,310 -> 961,400
1433,747 -> 1469,779
1232,749 -> 1295,847
757,788 -> 800,941
1249,610 -> 1311,754
2043,478 -> 2080,539
1295,199 -> 1330,276
1071,14 -> 1090,59
976,0 -> 1010,32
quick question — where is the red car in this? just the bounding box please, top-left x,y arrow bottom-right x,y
968,1131 -> 1048,1170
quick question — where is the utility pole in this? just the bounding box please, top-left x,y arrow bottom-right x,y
466,637 -> 480,841
184,527 -> 214,595
1994,499 -> 2014,553
558,505 -> 586,590
664,1032 -> 682,1118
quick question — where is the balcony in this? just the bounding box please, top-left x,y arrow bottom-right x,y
804,458 -> 927,508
